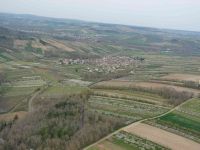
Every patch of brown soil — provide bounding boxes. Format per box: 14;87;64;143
14;40;28;48
46;39;75;52
124;123;200;150
97;140;123;150
0;111;27;122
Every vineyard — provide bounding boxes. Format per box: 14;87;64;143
89;96;169;121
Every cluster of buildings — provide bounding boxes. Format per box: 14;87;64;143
58;56;145;73
58;58;85;65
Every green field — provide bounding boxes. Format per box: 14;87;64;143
40;85;87;97
147;98;200;143
158;112;200;132
0;87;37;113
178;98;200;116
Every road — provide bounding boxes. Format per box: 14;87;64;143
28;89;41;112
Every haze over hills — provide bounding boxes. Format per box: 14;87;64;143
1;0;200;32
0;12;200;62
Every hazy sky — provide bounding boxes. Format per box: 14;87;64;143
0;0;200;31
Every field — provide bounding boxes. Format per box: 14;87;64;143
89;95;169;121
38;85;87;98
146;98;200;143
89;131;169;150
86;73;200;149
44;39;76;52
123;123;200;150
177;98;200;116
0;87;38;113
92;89;170;106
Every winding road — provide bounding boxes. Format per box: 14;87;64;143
28;89;41;112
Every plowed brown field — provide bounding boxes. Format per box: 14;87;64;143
124;123;200;150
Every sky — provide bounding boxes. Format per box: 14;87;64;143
0;0;200;32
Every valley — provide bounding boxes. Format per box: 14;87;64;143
0;13;200;150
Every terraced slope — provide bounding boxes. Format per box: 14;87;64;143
92;89;172;107
89;96;169;122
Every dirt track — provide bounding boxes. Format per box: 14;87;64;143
124;123;200;150
28;85;49;112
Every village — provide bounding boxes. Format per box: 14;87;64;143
58;56;145;73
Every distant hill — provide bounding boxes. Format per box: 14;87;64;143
0;12;200;60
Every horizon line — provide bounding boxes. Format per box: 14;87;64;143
0;11;200;33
